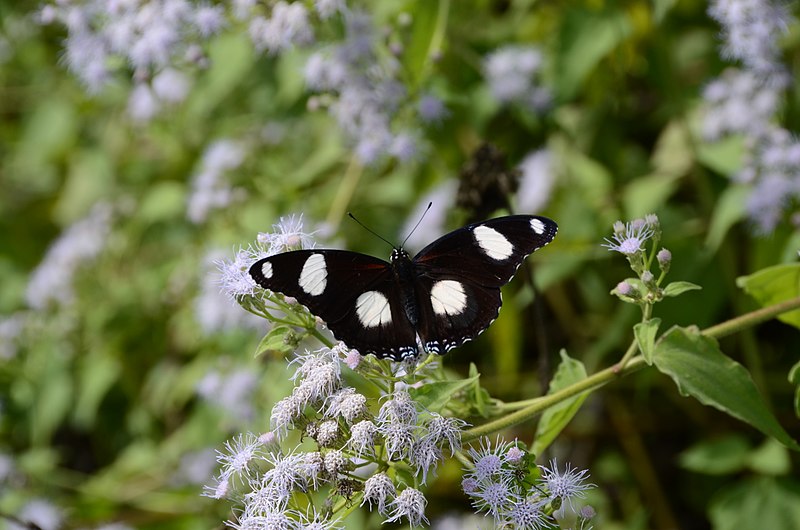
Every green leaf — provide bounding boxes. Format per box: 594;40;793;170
255;325;296;357
737;263;800;329
532;350;589;455
789;361;800;419
622;173;680;219
662;281;702;297
678;435;751;475
408;373;479;413
653;326;800;450
709;477;800;530
696;134;745;176
634;318;661;365
555;9;632;100
402;0;440;87
705;186;748;252
748;439;791;475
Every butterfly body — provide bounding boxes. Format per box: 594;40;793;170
250;215;557;361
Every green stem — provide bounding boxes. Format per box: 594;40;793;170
326;155;363;232
462;296;800;443
702;295;800;339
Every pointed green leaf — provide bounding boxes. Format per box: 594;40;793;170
532;350;589;455
634;318;661;365
678;435;751;475
662;281;702;297
408;373;479;413
255;325;295;357
653;326;800;450
737;263;800;329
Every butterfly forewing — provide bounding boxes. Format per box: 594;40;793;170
249;250;418;361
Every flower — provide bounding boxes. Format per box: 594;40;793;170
362;472;396;514
602;219;654;255
187;139;247;224
26;202;113;310
516;149;555;214
539;458;595;511
385;487;429;527
484;45;551;111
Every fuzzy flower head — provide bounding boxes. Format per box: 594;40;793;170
257;214;317;254
484;45;552;111
385;487;429;527
362;472;396;515
539;458;595;511
602;219;654;256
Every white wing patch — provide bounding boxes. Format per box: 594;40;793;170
356;290;392;328
430;280;467;316
298;253;327;296
261;261;274;279
530;218;546;235
473;225;514;260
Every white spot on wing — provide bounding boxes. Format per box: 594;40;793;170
299;253;327;296
430;280;467;316
261;261;273;279
356;290;392;328
530;218;546;235
474;225;514;260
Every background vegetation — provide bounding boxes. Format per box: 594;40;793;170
0;0;798;528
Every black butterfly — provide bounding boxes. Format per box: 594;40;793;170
249;215;557;361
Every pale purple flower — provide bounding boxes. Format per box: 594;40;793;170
422;413;466;455
539;458;595;510
270;394;303;438
257;214;318;253
505;445;525;464
215;246;264;300
127;82;161;122
303;452;325;489
385;487;428;527
348;420;377;457
378;388;418;425
410;438;443;484
314;0;346;20
14;499;63;530
701;68;784;140
484;45;551;111
202;473;230;499
262;449;309;499
418;94;449;124
193;3;225;37
323;449;348;476
151;67;191;102
504;498;552;530
196;250;264;333
214;432;264;482
465;437;513;482
249;2;314;53
516;149;555;214
380;421;416;461
708;0;792;74
26;202;113;310
316;419;340;447
616;281;636;298
469;477;519;518
324;387;367;423
0;313;25;360
657;248;672;268
362;472;396;514
602;220;654;255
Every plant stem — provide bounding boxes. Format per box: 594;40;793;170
462;295;800;443
702;295;800;339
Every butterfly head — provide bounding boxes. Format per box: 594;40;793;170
390;247;411;263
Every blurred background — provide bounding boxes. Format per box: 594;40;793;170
1;0;799;528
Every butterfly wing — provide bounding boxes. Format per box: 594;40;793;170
411;215;557;353
249;250;418;361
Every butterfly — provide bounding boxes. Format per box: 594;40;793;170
249;215;557;361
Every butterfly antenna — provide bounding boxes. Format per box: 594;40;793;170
347;212;395;249
401;202;433;248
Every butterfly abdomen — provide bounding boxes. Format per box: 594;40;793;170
391;249;420;327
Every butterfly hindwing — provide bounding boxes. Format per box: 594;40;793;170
249;250;418;360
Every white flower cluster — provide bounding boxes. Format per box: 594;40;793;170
187;139;247;224
39;0;223;120
206;345;468;528
26;202;113;310
483;45;551;111
705;0;799;233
